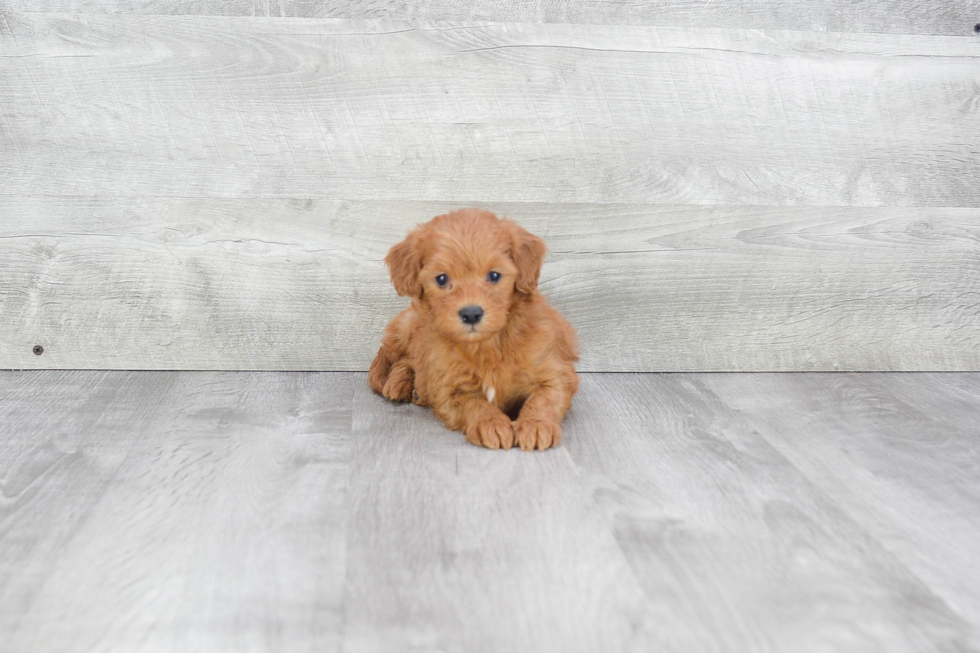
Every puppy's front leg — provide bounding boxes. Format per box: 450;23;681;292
434;393;515;450
514;383;574;451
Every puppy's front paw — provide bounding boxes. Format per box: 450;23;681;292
514;419;562;451
465;414;515;450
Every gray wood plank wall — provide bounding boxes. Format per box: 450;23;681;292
2;7;979;371
6;1;980;36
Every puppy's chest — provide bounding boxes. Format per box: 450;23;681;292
423;353;531;406
468;365;533;410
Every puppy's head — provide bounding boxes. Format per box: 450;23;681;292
385;208;546;342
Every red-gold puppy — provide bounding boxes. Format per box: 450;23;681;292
369;208;579;451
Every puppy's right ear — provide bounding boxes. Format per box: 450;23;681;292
385;233;423;297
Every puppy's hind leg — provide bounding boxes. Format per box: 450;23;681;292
370;307;418;398
369;345;397;394
382;359;415;402
370;346;415;402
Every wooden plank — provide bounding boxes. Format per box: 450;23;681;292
564;373;979;650
2;14;978;206
342;379;650;652
0;370;353;652
2;197;978;371
0;369;173;648
339;372;980;650
3;1;978;36
701;372;980;623
2;370;979;650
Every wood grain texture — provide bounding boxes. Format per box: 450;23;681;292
3;12;979;372
4;1;979;36
344;378;649;652
3;370;979;651
3;197;979;371
564;373;980;650
2;13;979;206
0;370;353;652
702;372;980;623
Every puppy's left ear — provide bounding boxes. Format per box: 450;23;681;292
507;221;547;294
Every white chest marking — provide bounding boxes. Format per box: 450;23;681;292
484;385;496;403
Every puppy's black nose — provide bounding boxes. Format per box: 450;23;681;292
458;305;484;325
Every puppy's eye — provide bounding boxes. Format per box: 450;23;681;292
435;274;449;287
487;271;502;283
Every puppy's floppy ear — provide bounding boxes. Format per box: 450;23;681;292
385;231;424;297
507;220;547;294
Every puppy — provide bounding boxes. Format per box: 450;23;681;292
369;209;579;451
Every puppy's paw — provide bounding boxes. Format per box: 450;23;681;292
382;371;414;403
514;419;562;451
465;414;515;450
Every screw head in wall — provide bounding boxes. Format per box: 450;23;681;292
33;345;44;355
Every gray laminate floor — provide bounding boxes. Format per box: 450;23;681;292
1;371;978;652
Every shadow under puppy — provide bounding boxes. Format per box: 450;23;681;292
369;209;579;451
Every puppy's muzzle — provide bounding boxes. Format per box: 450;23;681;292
458;305;484;325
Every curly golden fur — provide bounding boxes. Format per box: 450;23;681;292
369;209;579;450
